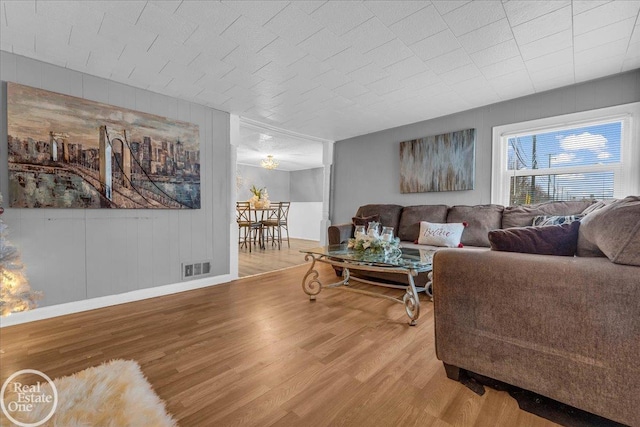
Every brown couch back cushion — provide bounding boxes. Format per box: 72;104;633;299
355;204;403;234
502;200;594;229
577;196;640;266
397;205;448;241
447;204;504;247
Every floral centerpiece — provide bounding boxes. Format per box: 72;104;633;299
348;222;401;259
249;185;270;208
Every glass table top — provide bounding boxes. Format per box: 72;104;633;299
302;244;435;270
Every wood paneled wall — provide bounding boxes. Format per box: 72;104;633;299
0;52;231;308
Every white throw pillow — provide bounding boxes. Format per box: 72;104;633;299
418;222;465;247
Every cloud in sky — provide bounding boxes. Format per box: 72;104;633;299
560;132;606;152
597;152;612;159
552;153;576;164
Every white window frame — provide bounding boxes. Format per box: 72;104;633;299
491;102;640;205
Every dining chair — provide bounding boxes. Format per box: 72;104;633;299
262;202;290;249
236;201;261;252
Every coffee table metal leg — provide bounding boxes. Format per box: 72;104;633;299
403;272;421;326
302;254;323;300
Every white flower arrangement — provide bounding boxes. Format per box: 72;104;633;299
348;226;401;259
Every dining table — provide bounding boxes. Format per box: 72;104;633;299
250;206;278;249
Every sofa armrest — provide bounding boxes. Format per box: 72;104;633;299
433;248;640;425
328;223;353;245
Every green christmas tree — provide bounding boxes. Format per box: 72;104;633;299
0;192;42;316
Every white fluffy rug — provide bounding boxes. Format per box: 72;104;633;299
2;359;177;426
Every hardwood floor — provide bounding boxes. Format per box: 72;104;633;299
238;237;320;277
0;264;560;427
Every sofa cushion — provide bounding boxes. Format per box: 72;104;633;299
532;214;584;226
398;205;448;241
418;222;465;247
355;204;403;233
502;200;594;229
577;196;640;266
489;222;580;256
447;204;503;247
352;214;380;232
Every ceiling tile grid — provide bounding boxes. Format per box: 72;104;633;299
0;0;639;144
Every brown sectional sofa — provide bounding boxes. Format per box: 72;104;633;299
329;198;640;425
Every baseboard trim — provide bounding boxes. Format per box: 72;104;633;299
0;274;233;327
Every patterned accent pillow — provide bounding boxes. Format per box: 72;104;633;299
418;222;465;247
532;214;584;226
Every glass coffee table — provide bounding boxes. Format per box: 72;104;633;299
301;244;433;325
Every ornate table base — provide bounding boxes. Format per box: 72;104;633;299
301;253;427;325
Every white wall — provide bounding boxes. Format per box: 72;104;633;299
0;52;231;309
288;202;323;241
331;70;640;224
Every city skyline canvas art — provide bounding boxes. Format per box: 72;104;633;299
7;82;200;209
399;129;475;193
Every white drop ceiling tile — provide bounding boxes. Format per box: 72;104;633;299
295;1;328;15
69;25;125;58
440;63;483;84
174;1;239;30
297;29;350;62
352;90;384;107
363;1;429;26
185;31;238;61
221;16;278;53
622;55;640;72
284;75;322;94
218;68;265;90
401;70;444;89
99;13;157;51
457;18;513;54
35;1;103;33
575;57;625;82
1;25;34;53
343;17;396;54
347;63;389;86
574;1;640;36
135;2;198;43
470;39;520;68
572;1;612;15
383;56;429;81
257;37;306;67
410;29;460;62
129;68;173;88
577;18;636;54
512;5;571;45
488;68;531;87
222;46;270;74
147;35;203;66
525;47;573;73
364;38;414;68
198;72;236;94
325;48;373;75
503;0;570;27
527;61;573;82
149;0;181;14
426;48;473;75
493;80;535;100
631;24;640;45
332;81;370;98
313;69;354;90
253;61;297;85
164;78;204;98
287;54;333;80
159;60;205;83
264;4;324;45
574;40;628;69
442;1;505;36
222;0;289;26
480;56;526;80
389;5;448;46
432;1;471;15
311;1;374;36
3;0;35;22
530;72;575;92
189;55;235;80
196;89;230;107
519;29;572;61
365;75;407;95
33;19;71;50
224;85;256;101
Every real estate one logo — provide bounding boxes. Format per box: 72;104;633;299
1;369;58;427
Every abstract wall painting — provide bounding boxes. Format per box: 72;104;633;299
7;82;201;209
399;129;476;193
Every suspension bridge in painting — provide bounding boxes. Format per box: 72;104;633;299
45;126;198;209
